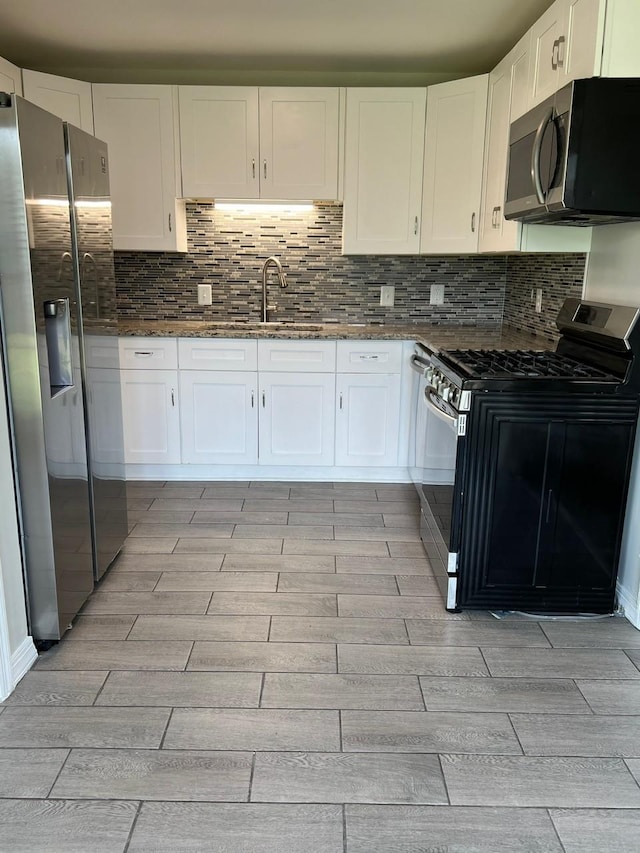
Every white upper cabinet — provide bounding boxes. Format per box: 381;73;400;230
529;0;568;106
22;70;93;133
179;86;340;200
479;51;516;253
259;88;340;200
479;36;591;254
343;88;426;255
420;75;488;255
92;84;187;252
179;86;259;199
527;0;640;106
0;56;22;96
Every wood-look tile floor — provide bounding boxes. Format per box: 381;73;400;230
2;480;640;851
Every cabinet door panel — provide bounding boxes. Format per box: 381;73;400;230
479;60;517;251
259;373;335;466
562;0;605;82
484;418;551;589
259;88;339;199
529;2;563;107
421;75;488;254
92;84;185;251
0;56;22;95
542;420;634;590
22;70;93;133
179;86;259;198
120;369;180;464
336;374;400;467
180;370;258;465
343;89;425;254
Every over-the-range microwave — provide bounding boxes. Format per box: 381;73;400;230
504;77;640;226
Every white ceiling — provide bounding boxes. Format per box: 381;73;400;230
0;0;555;85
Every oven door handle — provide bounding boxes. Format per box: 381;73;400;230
424;386;458;429
410;353;430;374
531;107;554;205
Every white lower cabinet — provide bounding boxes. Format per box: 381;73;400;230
180;370;258;465
120;369;180;464
258;372;336;466
335;373;401;467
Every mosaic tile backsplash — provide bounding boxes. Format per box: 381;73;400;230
114;202;507;325
503;254;586;341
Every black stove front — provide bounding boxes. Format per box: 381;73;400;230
418;297;640;615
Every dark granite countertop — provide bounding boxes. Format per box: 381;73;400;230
116;319;555;353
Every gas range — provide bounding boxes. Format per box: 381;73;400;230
422;298;640;411
413;297;640;616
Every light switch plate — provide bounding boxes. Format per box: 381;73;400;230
198;284;212;306
380;285;395;307
430;284;444;305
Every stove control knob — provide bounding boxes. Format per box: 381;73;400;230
449;387;459;406
442;384;454;403
425;367;435;384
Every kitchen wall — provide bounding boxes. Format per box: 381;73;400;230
115;202;507;325
503;253;586;340
0;354;35;700
584;222;640;629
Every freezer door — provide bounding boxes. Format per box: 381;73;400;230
65;123;128;579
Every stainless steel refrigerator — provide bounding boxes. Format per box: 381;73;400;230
0;95;127;642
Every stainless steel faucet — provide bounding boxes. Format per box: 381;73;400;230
261;256;288;323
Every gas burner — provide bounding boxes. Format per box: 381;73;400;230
440;349;619;381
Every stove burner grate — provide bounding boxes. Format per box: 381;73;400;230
441;349;619;381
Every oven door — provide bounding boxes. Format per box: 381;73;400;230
418;385;463;611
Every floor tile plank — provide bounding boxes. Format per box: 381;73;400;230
261;673;424;710
270;616;408;645
0;799;139;853
0;707;170;748
164;708;341;751
342;710;522;755
51;749;253;801
420;676;591;713
127;802;344;853
339;644;489;676
549;808;640;853
0;750;69;797
188;641;337;672
345;805;563;853
441;754;640;807
127;615;270;642
95;670;262;707
251;752;447;804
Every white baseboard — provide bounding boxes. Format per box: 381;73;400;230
123;463;413;483
10;636;37;687
616;580;640;629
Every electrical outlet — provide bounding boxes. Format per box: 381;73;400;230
535;288;543;313
198;284;212;306
430;284;445;305
380;285;395;307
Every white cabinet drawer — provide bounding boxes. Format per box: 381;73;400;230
85;335;121;370
178;338;258;371
119;338;178;370
258;340;336;373
336;341;403;373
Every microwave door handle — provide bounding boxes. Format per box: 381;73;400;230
531;107;554;205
